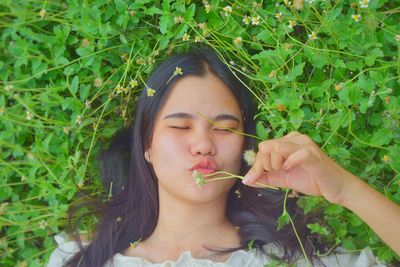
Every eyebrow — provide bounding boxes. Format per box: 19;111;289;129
163;112;241;123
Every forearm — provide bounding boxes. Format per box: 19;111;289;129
342;175;400;255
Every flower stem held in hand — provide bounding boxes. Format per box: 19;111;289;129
192;170;279;190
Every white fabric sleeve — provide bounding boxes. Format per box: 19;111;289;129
295;247;387;267
46;233;87;267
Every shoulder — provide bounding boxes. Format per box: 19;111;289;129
315;247;387;267
236;244;387;267
294;246;387;267
46;233;89;267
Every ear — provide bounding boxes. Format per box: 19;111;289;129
144;150;151;163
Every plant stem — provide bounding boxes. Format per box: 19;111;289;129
204;171;280;190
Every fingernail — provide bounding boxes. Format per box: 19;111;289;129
242;172;255;185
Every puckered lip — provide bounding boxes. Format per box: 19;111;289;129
190;158;218;174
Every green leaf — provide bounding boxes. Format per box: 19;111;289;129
70;76;79;96
342;239;357;251
159;14;172;34
119;33;128;44
145;7;163;15
114;0;126;13
42;133;53;152
79;84;91;101
286;62;305;82
277;212;290;230
256;121;269;140
297;197;323;214
184;3;196;21
325;204;345;215
289;109;304;130
307;223;329;235
369;128;393;146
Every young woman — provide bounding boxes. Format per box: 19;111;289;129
47;48;399;266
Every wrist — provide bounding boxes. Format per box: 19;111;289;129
338;173;367;210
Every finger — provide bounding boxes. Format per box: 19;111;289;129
283;147;320;170
261;151;272;172
244;140;300;184
243;170;288;189
281;131;301;140
243;152;265;185
270;151;284;171
258;140;302;160
282;132;315;146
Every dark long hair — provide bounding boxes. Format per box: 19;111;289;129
65;47;327;266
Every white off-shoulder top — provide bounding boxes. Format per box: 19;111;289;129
46;233;386;267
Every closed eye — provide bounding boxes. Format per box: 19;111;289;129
170;126;190;130
214;128;234;132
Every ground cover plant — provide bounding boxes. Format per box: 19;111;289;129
0;0;399;266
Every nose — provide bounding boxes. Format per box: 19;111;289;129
190;128;216;156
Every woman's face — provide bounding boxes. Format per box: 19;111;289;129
146;74;245;204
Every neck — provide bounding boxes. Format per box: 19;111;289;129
143;188;240;260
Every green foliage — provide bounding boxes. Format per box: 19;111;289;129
0;0;399;266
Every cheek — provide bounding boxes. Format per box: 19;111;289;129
218;136;244;169
151;131;186;162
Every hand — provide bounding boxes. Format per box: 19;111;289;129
242;131;359;205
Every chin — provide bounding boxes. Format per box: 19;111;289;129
182;180;235;203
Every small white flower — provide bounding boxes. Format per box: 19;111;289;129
146;88;156;97
0;202;9;214
229;60;235;65
136;58;146;65
383;155;391;163
5;84;13;92
115;84;123;94
174;16;184;24
85;100;91;109
243;149;257;166
305;0;315;3
39;9;46;19
284;0;292;6
351;14;361;22
308;31;318;40
275;12;283;22
182;33;190;41
395;34;400;42
235;188;241;198
198;22;207;30
76;115;82;125
242;15;250;25
233;36;242;46
205;4;211;13
192;170;206;187
203;0;211;13
194;36;202;43
251;15;260;25
39;220;48;229
223;5;232;16
288;20;297;29
93;78;103;88
252;2;261;9
82;38;90;47
27;152;34;160
173;66;183;76
26;110;33;120
129;79;138;88
359;0;370;8
63;127;70;134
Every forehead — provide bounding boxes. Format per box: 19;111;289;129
159;74;242;120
